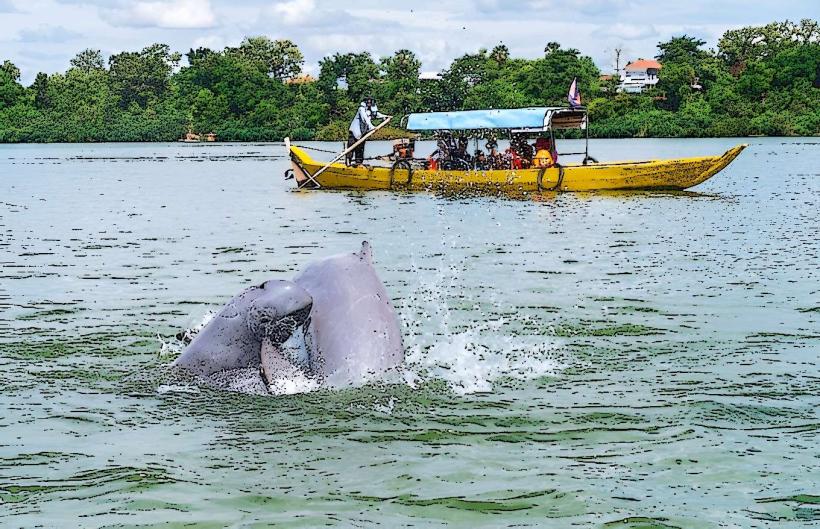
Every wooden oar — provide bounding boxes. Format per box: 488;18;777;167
298;116;392;189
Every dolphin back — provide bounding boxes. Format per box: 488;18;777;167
294;242;404;385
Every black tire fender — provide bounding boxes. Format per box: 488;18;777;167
389;160;413;187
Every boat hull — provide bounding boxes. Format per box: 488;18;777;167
289;144;747;193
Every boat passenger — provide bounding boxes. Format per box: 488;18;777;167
455;136;472;166
532;137;556;168
518;136;534;168
507;135;532;169
428;131;455;170
474;150;489;170
505;148;522;170
347;96;388;166
486;140;503;169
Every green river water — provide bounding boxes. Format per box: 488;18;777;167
0;138;818;528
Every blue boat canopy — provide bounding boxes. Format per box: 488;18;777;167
405;107;586;131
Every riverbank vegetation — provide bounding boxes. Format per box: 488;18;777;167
1;19;818;142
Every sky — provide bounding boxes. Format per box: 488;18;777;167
1;0;818;84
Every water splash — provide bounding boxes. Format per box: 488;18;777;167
405;323;562;395
156;384;200;395
398;235;564;395
157;310;216;360
266;370;320;396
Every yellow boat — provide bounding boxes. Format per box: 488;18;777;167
286;107;747;194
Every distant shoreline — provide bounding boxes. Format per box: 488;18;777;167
2;20;818;144
1;134;817;145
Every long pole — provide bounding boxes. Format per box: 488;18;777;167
300;116;392;188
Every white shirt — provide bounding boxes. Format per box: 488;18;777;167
349;103;387;139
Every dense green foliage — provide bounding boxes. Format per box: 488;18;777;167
590;21;820;137
1;21;818;142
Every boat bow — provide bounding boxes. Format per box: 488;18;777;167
693;143;748;187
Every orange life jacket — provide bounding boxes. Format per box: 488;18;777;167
533;149;554;168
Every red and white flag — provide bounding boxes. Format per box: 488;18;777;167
567;77;581;108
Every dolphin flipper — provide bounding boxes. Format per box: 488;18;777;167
260;338;307;388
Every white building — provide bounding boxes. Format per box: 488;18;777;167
618;59;662;93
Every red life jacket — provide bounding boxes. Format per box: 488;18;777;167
507;148;523;169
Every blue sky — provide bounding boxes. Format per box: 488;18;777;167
1;0;817;84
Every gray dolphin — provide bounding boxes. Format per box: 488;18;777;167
173;242;404;393
295;241;404;387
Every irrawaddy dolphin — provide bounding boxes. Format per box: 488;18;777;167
172;242;404;393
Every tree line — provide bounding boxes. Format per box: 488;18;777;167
1;19;818;143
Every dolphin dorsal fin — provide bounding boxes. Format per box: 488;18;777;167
359;241;373;263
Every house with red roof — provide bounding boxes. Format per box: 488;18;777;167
618;59;662;93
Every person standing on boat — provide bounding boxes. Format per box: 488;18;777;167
347;97;388;166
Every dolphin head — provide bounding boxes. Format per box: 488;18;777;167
245;280;313;345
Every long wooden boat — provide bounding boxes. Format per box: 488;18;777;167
288;143;746;193
287;107;747;193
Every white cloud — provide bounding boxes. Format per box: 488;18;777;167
4;0;820;84
17;25;82;42
269;0;315;25
193;34;229;50
109;0;217;29
599;22;659;41
0;0;19;13
305;33;377;54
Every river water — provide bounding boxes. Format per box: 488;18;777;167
1;138;818;528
